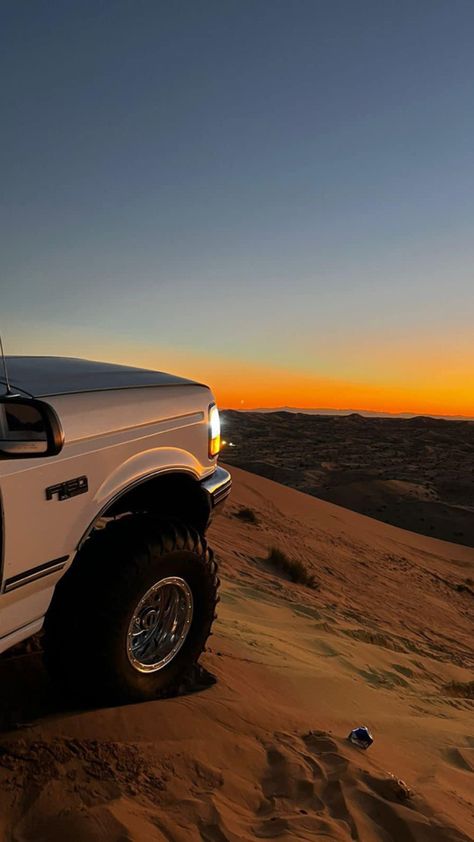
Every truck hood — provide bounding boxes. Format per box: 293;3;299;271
1;356;205;398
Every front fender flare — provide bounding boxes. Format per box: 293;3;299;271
78;447;210;549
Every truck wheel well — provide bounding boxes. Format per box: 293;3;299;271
98;472;211;536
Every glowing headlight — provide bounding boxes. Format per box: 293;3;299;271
208;404;221;458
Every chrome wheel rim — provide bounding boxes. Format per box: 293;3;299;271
127;576;193;673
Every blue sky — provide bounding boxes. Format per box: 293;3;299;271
1;1;474;413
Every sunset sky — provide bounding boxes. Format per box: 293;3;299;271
2;1;474;416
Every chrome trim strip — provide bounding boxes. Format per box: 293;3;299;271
213;483;232;505
201;466;232;507
4;555;69;593
66;410;205;447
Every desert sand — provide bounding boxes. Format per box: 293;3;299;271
0;464;473;841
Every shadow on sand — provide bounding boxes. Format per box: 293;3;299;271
0;641;216;733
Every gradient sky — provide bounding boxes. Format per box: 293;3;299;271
2;1;474;415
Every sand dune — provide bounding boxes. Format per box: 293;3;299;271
0;465;473;840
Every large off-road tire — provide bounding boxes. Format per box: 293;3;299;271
43;516;219;703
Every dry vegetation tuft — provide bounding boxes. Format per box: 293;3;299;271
266;546;318;589
443;680;474;699
235;506;259;525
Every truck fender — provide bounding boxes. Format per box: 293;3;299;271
78;447;208;548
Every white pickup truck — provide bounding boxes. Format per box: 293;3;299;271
0;356;231;702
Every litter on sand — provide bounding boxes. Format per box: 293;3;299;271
348;726;374;749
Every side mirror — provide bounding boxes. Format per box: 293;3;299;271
0;396;64;458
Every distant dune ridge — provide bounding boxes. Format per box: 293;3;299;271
0;466;473;840
221;410;474;547
244;407;474;421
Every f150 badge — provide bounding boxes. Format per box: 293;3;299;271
46;476;88;501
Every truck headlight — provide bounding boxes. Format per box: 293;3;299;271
208;404;221;458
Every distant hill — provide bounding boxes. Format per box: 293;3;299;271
231;406;473;421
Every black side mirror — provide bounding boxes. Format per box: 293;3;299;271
0;396;64;458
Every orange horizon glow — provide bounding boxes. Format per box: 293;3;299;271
9;331;474;419
93;340;473;418
104;346;474;418
214;370;474;418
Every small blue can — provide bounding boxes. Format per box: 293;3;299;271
348;726;374;749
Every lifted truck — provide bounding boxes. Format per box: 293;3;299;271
0;356;231;702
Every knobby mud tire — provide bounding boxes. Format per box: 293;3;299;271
43;516;219;703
